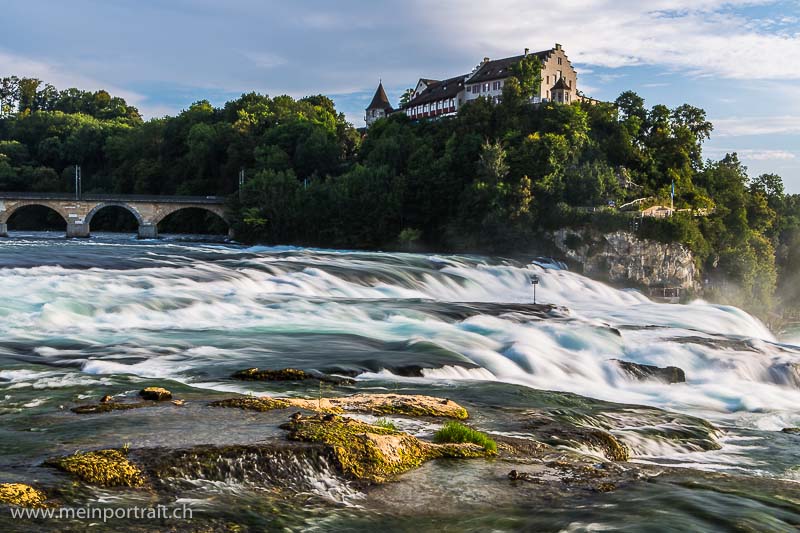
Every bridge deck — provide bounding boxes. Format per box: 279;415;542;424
0;192;225;204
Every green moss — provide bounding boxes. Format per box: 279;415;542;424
231;368;310;381
286;415;432;483
0;483;47;508
139;387;172;401
433;421;497;454
209;397;292;412
47;449;145;487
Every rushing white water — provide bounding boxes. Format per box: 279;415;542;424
1;239;798;434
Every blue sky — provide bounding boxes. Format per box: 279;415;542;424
2;0;799;191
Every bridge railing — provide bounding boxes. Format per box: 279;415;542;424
0;192;226;204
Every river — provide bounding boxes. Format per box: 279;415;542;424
1;232;799;531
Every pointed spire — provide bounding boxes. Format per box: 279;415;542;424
367;81;393;111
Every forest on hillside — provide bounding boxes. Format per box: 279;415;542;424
0;72;798;319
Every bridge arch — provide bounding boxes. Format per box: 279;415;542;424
84;202;145;227
152;205;231;238
0;202;70;233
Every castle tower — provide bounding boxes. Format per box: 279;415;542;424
550;76;572;104
365;81;394;127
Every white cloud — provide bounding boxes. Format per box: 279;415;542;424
241;51;287;69
712;116;800;137
409;0;800;81
0;49;177;118
705;146;796;160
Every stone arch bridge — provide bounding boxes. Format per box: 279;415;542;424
0;193;231;239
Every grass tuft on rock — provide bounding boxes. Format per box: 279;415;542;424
0;483;47;508
46;449;145;487
374;418;398;431
434;421;497;454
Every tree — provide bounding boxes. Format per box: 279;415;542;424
399;88;415;108
749;173;784;205
509;55;543;100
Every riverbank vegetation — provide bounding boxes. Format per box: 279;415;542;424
0;75;798;318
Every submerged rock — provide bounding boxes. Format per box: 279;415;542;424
232;367;310;381
283;414;487;483
231;367;354;384
0;483;47;508
209;397;292;411
139;387;173;401
210;393;469;419
613;359;686;384
46;449;145;487
526;415;631;462
71;401;152;414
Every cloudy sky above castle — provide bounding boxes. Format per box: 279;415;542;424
2;0;799;190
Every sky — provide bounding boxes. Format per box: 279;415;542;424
2;0;799;191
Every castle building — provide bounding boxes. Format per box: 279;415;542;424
366;44;588;126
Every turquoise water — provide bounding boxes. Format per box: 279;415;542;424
1;233;799;532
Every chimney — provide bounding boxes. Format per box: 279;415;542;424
483;56;490;64
555;43;562;50
524;47;529;56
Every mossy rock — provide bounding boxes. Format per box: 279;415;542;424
46;449;145;487
71;401;152;414
209;397;292;412
287;394;469;419
284;415;487;483
211;393;468;419
231;368;310;381
0;483;47;508
782;428;800;435
139;387;172;401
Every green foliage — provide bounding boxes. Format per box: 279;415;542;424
433;421;498;453
1;74;794;317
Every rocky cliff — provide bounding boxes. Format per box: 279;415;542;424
550;229;698;291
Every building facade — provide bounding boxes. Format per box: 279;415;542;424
366;44;587;126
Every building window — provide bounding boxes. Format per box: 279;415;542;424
558;57;562;65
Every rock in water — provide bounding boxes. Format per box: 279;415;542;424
139;387;173;401
45;449;145;487
210;393;470;419
231;368;310;381
612;360;686;384
284;414;488;483
0;483;47;508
